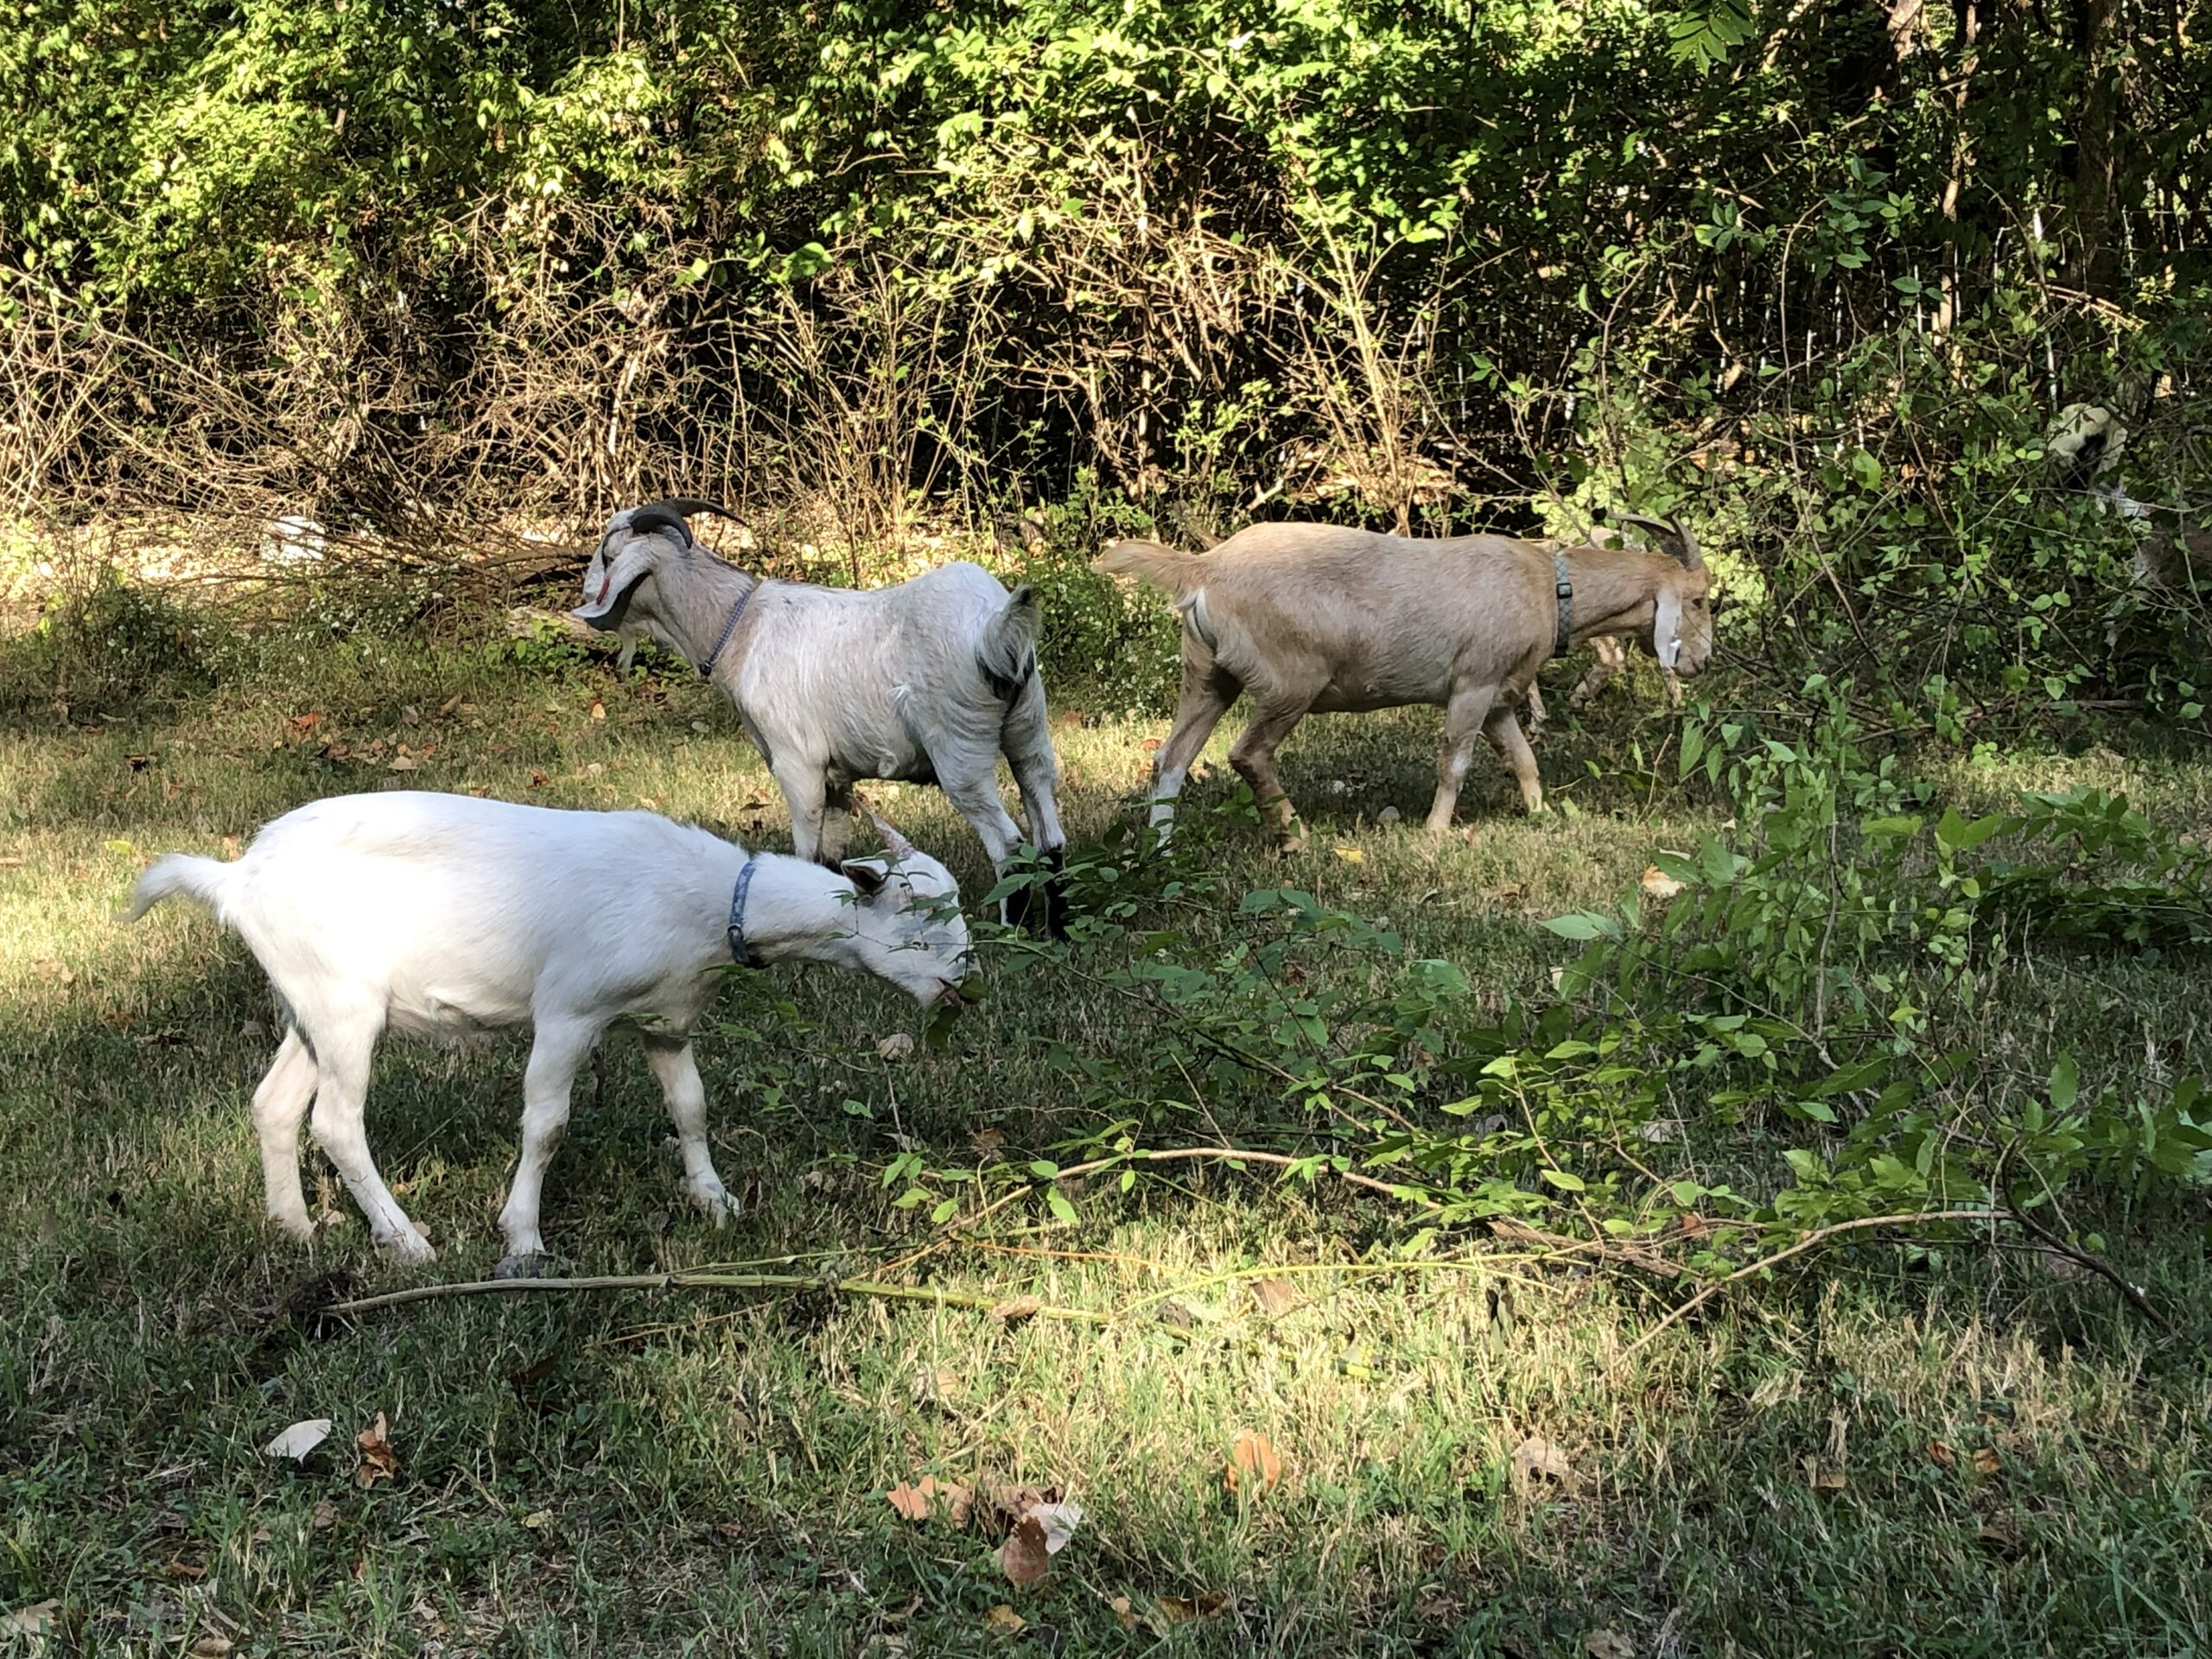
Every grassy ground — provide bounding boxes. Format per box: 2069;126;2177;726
3;612;2209;1656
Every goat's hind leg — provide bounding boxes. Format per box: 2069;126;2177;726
302;1009;432;1262
1228;699;1313;850
251;1026;319;1242
1147;650;1241;845
1001;687;1071;935
642;1037;734;1224
495;1018;600;1277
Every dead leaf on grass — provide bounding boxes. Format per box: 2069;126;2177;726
289;711;324;736
1109;1596;1138;1630
188;1637;233;1656
997;1515;1051;1586
1158;1592;1229;1623
264;1419;332;1462
887;1475;971;1527
876;1032;915;1062
970;1128;1006;1157
308;1500;338;1532
588;698;607;721
1640;865;1687;901
1973;1446;2000;1475
1801;1456;1847;1492
1224;1430;1282;1495
1928;1440;1956;1469
910;1367;959;1408
353;1413;398;1489
983;1605;1027;1636
1250;1275;1299;1314
521;1510;553;1530
989;1295;1043;1325
1585;1630;1635;1659
3;1601;59;1637
1510;1435;1577;1494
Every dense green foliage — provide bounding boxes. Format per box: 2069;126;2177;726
6;0;2209;729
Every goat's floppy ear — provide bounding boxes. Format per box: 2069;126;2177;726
841;857;893;899
1652;589;1684;670
866;810;918;861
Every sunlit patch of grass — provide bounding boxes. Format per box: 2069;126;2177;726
2;625;2208;1653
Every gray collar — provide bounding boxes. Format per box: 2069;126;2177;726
725;855;761;967
1552;552;1573;658
701;585;756;677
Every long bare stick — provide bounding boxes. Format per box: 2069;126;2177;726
320;1268;1105;1323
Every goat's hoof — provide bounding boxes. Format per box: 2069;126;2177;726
493;1252;546;1281
688;1183;736;1226
377;1230;435;1265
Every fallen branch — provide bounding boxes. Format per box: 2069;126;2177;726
1613;1209;2007;1369
2002;1193;2173;1335
933;1143;1441;1243
320;1268;1106;1324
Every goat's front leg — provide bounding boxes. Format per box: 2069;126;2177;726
642;1037;734;1224
495;1020;600;1277
817;781;855;867
1427;683;1499;834
1484;704;1544;815
773;763;831;866
251;1027;320;1241
1568;636;1627;710
304;1012;431;1262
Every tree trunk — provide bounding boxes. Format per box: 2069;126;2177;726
2069;0;2124;296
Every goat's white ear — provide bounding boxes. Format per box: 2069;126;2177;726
1653;590;1683;670
841;858;893;899
573;539;653;628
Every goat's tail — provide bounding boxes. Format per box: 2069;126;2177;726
124;853;239;924
1091;538;1206;600
976;584;1041;702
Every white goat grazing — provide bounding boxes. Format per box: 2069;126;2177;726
127;791;973;1276
572;500;1068;931
1095;512;1713;844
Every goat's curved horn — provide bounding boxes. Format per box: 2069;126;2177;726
1612;510;1704;573
626;505;697;545
650;498;741;524
624;499;741;548
867;810;917;861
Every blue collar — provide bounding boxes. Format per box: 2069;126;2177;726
726;855;761;967
700;584;756;676
1552;551;1574;658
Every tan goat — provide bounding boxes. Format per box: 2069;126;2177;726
1094;514;1712;845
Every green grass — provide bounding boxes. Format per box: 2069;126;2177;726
3;619;2209;1656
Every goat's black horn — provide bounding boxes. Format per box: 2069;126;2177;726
624;499;741;547
1613;510;1704;572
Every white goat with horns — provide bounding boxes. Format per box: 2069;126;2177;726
573;499;1069;932
1095;511;1713;845
127;791;973;1277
